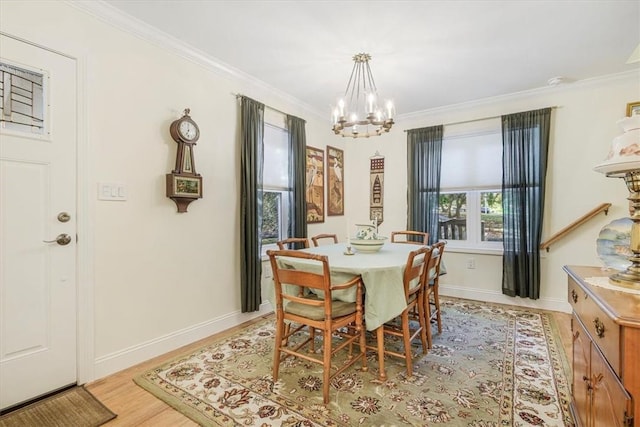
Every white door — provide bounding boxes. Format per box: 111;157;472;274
0;34;77;410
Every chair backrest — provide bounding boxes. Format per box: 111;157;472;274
267;249;333;311
432;241;445;271
403;245;433;300
311;233;338;247
276;237;309;250
391;230;429;245
426;241;446;283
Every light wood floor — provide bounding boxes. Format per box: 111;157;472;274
86;311;573;426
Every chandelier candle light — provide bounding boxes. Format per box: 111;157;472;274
332;53;395;138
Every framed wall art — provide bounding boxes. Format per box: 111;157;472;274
326;145;344;216
305;146;325;223
627;101;640;117
370;152;384;224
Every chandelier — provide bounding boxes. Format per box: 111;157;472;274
331;53;395;138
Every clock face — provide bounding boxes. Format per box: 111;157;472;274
179;120;198;142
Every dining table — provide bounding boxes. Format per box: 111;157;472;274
267;240;444;380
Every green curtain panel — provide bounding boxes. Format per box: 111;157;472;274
286;115;307;242
407;125;444;244
501;107;551;299
240;96;265;312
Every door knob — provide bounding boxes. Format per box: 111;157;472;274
43;234;72;245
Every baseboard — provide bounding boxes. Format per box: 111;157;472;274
440;284;572;313
91;288;569;381
92;302;273;380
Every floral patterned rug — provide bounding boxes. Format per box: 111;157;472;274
134;298;574;426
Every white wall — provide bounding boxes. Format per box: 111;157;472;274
344;72;640;312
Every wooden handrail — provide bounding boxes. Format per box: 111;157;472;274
540;203;611;251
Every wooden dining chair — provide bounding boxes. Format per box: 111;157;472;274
424;241;446;348
390;230;429;245
274;237;309;346
267;249;367;404
276;237;309;250
311;233;338;247
370;245;431;379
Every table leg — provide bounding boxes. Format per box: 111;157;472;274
376;326;387;381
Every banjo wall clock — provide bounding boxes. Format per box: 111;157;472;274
166;108;203;212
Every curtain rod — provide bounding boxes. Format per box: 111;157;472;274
404;106;559;131
232;92;289;117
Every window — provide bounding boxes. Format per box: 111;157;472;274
261;116;290;255
438;190;503;243
438;119;503;251
0;62;46;135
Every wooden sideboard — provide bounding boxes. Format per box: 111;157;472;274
564;266;639;427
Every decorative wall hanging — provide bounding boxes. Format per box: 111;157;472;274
326;145;344;216
370;151;384;224
166;108;202;213
305;146;325;223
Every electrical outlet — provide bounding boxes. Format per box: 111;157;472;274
466;258;476;269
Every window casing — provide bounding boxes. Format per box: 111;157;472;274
438;120;503;252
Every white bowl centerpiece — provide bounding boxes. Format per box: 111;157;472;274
350;224;387;253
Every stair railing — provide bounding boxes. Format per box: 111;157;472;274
540;203;612;251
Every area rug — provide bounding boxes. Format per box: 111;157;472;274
0;386;116;427
134;298;574;426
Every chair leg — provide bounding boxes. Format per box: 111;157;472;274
309;326;316;353
425;294;434;349
434;288;442;333
401;313;413;377
282;322;290;346
417;295;428;354
322;329;332;404
273;318;283;381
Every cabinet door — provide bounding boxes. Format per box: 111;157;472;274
590;344;632;427
573;315;592;427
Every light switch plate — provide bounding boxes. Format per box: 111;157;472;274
98;182;127;201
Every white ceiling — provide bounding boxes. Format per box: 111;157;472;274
99;0;640;118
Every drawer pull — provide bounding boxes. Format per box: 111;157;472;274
571;289;578;304
593;317;605;338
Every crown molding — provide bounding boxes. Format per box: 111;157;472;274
66;0;324;120
398;69;640;121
